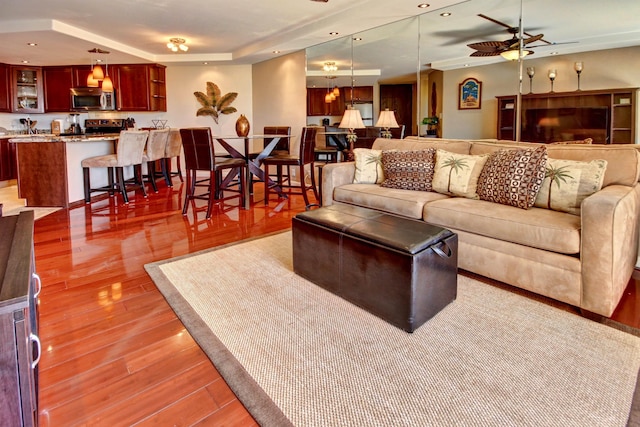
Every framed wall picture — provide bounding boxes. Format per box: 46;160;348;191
458;78;482;110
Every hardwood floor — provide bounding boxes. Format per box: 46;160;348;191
31;178;639;426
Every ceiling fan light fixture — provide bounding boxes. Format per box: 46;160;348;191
500;48;531;61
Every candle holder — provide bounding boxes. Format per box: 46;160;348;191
526;67;535;93
548;69;557;93
574;61;583;91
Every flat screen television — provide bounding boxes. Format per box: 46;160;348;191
522;107;609;144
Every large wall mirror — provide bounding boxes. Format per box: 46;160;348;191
306;0;639;142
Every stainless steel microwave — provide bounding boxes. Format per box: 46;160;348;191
70;87;117;111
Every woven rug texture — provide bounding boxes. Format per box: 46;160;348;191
145;231;640;427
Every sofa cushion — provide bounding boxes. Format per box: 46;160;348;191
333;183;449;219
353;148;384;184
477;145;547;209
380;149;436;192
373;137;471;154
534;158;607;215
432;150;488;199
423;197;581;254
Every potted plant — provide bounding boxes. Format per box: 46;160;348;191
422;116;439;136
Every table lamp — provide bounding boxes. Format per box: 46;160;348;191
339;106;366;160
375;109;399;138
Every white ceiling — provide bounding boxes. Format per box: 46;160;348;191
1;0;639;76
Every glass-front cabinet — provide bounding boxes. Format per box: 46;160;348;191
11;66;44;113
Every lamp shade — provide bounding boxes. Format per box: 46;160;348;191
101;75;114;92
86;72;99;87
375;109;399;128
92;64;104;81
339;107;366;129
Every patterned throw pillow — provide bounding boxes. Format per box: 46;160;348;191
477;145;548;209
353;148;384;184
432;150;489;199
534;158;607;215
380;149;436;191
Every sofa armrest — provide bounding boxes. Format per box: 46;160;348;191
580;184;640;316
321;162;355;206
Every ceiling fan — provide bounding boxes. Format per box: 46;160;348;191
467;14;549;59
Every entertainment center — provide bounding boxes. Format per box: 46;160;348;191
496;88;637;144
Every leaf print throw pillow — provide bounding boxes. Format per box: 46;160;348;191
533;158;607;215
353;148;384;184
432;149;489;199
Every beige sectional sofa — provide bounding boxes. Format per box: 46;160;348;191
320;137;640;317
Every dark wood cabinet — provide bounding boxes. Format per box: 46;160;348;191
43;66;74;112
344;86;373;103
11;66;44;114
0;211;40;427
0;63;11;112
113;64;166;112
0;137;17;181
496;88;637;144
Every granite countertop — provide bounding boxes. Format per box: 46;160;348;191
8;134;120;143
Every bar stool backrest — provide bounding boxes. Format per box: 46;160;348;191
116;130;149;167
179;128;217;171
166;129;183;157
146;128;170;161
300;127;319;165
264;126;291;152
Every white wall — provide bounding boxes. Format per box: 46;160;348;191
442;46;640;141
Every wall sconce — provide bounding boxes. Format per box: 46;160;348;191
574;62;583;91
526;67;535;93
167;38;189;52
548;69;557;93
375;109;399;138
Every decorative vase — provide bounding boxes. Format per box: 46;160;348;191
235;114;250;137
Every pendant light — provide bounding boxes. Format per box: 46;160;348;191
87;63;99;87
92;62;105;81
101;62;113;92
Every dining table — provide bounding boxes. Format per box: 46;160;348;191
214;134;294;201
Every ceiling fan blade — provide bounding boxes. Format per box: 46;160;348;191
470;50;501;57
527;41;579;49
477;14;513;30
467;40;508;50
523;34;544;45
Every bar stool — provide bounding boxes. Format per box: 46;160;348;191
142;128;170;192
262;127;319;207
179;127;248;219
81;130;149;204
162;129;184;187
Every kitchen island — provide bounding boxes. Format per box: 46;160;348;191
10;135;119;207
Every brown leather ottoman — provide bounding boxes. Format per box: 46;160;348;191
292;204;458;332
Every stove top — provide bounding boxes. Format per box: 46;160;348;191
85;118;126;134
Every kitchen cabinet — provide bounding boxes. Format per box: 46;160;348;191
11;66;44;113
344;86;373;103
113;64;166;112
0;137;17;181
0;63;11;112
496;88;638;144
0;211;40;427
43;66;74;112
307;88;344;116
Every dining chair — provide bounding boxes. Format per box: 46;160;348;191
262;127;319;207
245;126;292;191
162;129;184;186
81;130;149;204
141;128;170;192
179;127;248;219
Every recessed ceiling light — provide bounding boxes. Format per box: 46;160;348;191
353;37;362;41
440;12;451;17
203;62;209;65
273;50;280;54
550;51;559;55
418;3;430;8
21;60;29;64
464;64;470;67
329;32;339;36
27;43;37;46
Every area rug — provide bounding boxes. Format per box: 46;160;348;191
145;231;640;427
